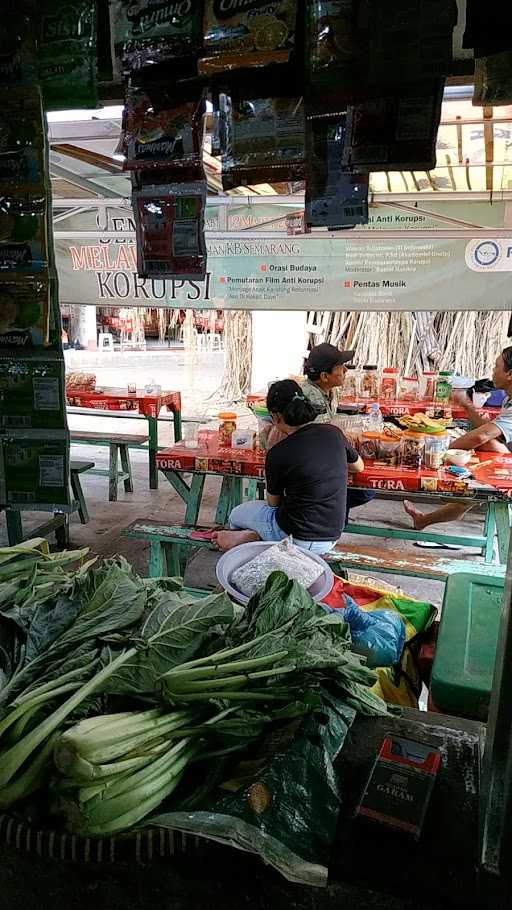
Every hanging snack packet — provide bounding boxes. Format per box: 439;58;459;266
474;52;512;106
0;356;66;430
0;94;45;196
306;0;456;105
38;0;97;110
463;1;512;57
0;8;37;88
366;0;457;85
0;275;51;350
123;79;206;178
342;82;444;173
133;181;207;279
199;0;298;75
111;0;203;72
210;89;225;158
0;196;47;272
305;115;368;228
221;93;306;191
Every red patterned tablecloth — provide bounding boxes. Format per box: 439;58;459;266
157;435;512;499
66;387;182;418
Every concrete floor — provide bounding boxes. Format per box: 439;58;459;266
0;443;491;612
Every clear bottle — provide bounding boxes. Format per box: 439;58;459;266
367;402;383;432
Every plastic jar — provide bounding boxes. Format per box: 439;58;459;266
424;432;448;470
361;365;379;399
380;367;400;400
400;431;425;470
379;435;401;466
435;371;453;403
399;376;419;401
359;431;381;461
419;371;436;401
343;364;360;398
218;412;237;447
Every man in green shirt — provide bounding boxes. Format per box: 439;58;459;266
302;343;376;520
302;343;353;421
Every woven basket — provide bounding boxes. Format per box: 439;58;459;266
0;813;199;865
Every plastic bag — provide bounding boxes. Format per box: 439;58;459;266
340;594;406;668
150;693;355;886
231;538;324;598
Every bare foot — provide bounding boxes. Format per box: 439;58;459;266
403;500;428;531
212;529;260;551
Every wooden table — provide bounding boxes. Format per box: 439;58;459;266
156;434;511;565
66;387;182;489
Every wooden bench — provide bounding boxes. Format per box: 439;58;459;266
122;520;506;583
70;431;148;501
3;460;94;547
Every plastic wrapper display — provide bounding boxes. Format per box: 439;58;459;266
305;115;368;229
474;52;512;106
123;80;206;178
463;1;512;57
221;94;306;191
0;356;66;430
0;196;47;272
133;181;207;279
111;0;203;71
0;429;70;507
199;0;298;75
0;93;45;196
342;82;444;173
231;538;324;599
0;9;38;88
306;0;456;103
0;275;52;350
38;0;97;110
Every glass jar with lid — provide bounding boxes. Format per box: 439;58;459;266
361;365;379;399
379;435;401;466
218;412;237;448
424;432;448;470
419;371;436;401
399;376;419;401
380;367;400;400
343;364;360;398
400;431;425;470
359;431;381;461
435;371;453;403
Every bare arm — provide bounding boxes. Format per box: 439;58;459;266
267;493;280;507
452;392;487;428
348;455;364;473
449;421;503;451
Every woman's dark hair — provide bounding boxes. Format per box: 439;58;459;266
502;346;512;372
266;379;316;427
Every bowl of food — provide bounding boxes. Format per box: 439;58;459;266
216;539;334;606
444;449;472;467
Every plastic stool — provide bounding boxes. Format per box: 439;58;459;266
98;332;114;352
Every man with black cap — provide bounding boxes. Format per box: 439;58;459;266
302;343;355;422
302;342;376;520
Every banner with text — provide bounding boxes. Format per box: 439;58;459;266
55;201;511;312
